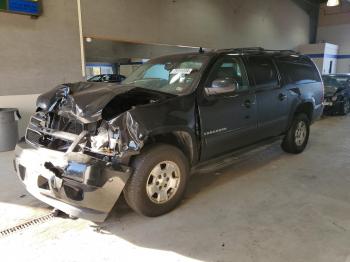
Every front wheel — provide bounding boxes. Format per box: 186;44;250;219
123;144;189;217
281;113;310;154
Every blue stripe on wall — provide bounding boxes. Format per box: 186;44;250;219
337;54;350;59
306;53;350;59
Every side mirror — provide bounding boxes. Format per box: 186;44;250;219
205;78;238;96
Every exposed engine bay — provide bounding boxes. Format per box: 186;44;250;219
27;82;175;164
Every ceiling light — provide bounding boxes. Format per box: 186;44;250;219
85;37;92;43
327;0;340;7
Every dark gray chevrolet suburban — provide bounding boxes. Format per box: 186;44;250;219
14;48;324;221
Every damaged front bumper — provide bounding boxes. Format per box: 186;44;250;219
14;140;132;222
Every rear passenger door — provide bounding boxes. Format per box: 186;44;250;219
246;55;288;138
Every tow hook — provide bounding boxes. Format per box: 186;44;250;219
44;162;63;178
44;162;64;191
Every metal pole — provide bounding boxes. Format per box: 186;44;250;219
77;0;86;78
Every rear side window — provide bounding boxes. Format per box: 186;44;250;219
247;56;278;87
276;56;321;85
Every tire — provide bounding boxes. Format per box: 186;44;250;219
123;144;189;217
340;98;350;115
281;113;310;154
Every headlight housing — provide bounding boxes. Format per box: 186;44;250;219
331;95;338;102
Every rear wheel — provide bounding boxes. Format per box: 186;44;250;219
123;144;189;217
281;113;310;154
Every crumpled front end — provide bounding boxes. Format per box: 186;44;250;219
14;96;156;222
14;83;178;221
14;110;138;221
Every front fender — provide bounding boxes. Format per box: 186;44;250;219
108;93;198;164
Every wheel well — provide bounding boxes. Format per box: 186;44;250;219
294;102;313;121
144;132;195;164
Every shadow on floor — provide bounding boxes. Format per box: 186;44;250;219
94;142;288;261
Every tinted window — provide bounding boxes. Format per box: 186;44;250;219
276;56;321;85
248;56;278;87
206;56;249;92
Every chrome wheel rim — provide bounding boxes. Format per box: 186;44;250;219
295;121;307;146
146;161;181;204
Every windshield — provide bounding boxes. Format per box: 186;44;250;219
123;53;211;95
323;75;350;88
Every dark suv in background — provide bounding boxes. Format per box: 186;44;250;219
322;74;350;115
14;48;324;221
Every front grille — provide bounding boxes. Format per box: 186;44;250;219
26;129;41;145
26;112;98;153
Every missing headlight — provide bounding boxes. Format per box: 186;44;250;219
89;122;120;155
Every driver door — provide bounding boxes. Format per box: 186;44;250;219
198;55;258;160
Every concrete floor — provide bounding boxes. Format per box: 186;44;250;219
1;116;350;262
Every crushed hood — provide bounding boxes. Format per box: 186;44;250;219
36;82;174;123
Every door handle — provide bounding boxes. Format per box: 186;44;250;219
243;99;251;108
278;93;287;101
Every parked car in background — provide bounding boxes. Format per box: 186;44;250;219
88;74;126;83
14;48;323;222
322;74;350;115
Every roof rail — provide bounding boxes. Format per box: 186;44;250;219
227;47;264;53
219;47;299;55
263;49;299;54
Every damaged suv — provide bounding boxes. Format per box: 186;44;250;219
14;48;323;222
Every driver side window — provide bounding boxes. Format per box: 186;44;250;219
205;56;249;95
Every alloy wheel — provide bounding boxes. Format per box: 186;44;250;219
295;121;307;146
146;161;181;204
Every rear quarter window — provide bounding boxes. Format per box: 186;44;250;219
276;56;321;85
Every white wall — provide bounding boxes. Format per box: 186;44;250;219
317;3;350;73
82;0;310;50
85;40;199;63
298;43;327;72
0;0;83;96
318;24;350;73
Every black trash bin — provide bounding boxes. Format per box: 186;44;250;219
0;108;21;152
